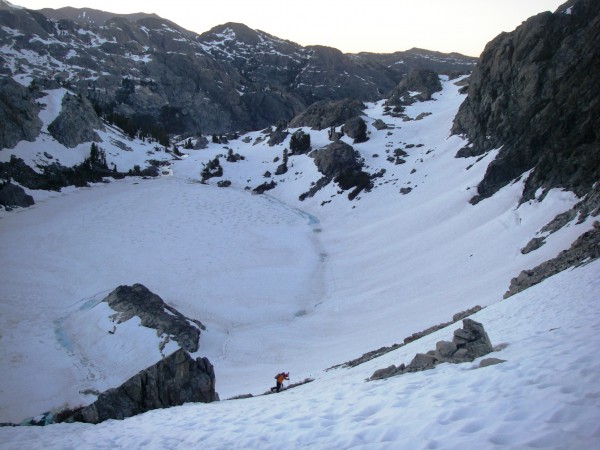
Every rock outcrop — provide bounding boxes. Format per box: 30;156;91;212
452;0;600;204
385;69;442;108
65;349;218;424
342;116;368;143
0;181;34;209
289;99;365;130
369;319;495;380
301;140;372;200
0;77;42;149
103;284;205;353
47;93;104;148
504;221;600;298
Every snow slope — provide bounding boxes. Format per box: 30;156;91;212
1;76;598;448
1;261;598;448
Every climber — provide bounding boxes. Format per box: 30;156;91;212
271;372;289;393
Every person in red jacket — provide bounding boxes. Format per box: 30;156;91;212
271;372;289;393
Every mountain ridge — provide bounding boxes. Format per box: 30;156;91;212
0;3;476;138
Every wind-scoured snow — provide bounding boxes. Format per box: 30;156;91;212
0;76;598;448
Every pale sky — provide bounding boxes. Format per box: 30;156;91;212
11;0;566;56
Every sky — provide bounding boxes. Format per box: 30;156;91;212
11;0;566;56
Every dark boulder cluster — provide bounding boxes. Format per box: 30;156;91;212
64;349;218;424
370;319;496;381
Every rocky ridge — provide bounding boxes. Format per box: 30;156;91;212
0;4;476;141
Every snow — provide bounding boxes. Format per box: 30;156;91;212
0;76;598;448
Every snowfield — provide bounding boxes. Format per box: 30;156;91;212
1;76;598;448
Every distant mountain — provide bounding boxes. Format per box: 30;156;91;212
0;4;476;138
36;6;164;28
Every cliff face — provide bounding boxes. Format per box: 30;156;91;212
452;0;600;203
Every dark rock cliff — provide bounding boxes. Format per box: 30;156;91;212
452;0;600;203
66;349;218;424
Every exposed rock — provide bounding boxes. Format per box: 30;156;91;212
289;99;365;130
385;69;442;108
452;305;483;322
103;284;205;353
193;136;209;149
521;237;546;254
0;77;42;149
311;141;361;178
452;0;600;203
274;162;288;175
65;349;218;424
434;340;458;362
253;180;277;194
405;353;438;372
0;181;34;208
328;305;483;371
541;183;600;234
370;365;400;381
372;119;388;130
267;129;288;147
478;357;506;368
504;221;600;298
342;116;368;143
308;140;372;200
370;319;494;380
454;318;494;360
47;93;104;148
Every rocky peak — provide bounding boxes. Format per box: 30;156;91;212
452;0;600;203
